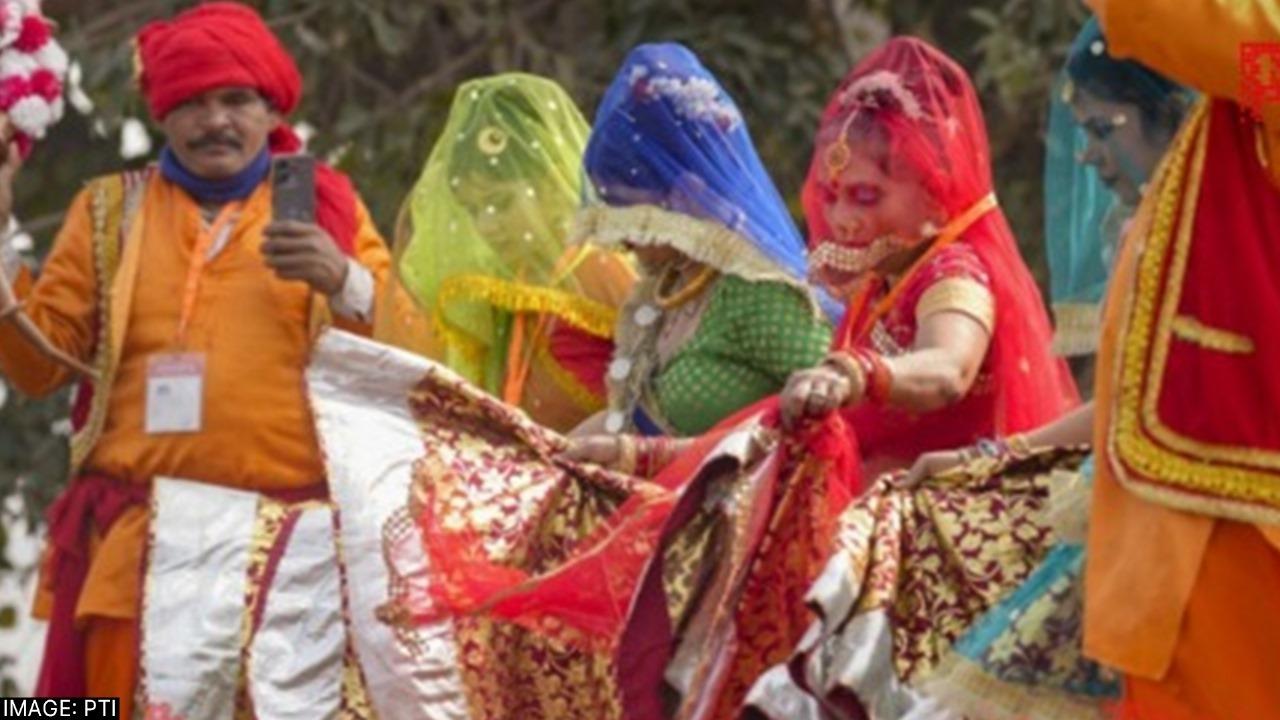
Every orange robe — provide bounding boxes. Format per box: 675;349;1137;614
0;172;390;713
1085;1;1280;716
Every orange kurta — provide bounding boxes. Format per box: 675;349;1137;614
1085;2;1280;716
0;171;390;642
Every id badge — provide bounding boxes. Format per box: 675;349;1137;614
146;353;206;434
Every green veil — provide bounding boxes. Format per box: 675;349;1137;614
391;73;615;392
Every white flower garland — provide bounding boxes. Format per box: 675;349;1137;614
0;0;69;146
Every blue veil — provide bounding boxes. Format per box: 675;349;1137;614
573;42;842;321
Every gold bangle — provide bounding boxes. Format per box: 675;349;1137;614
823;352;866;401
616;435;638;475
1007;433;1034;458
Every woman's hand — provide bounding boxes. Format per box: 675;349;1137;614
561;434;624;468
780;364;860;429
0;117;20;232
896;447;971;488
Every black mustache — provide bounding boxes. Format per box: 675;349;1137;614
189;134;243;150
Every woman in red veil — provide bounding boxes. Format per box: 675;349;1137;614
782;36;1077;468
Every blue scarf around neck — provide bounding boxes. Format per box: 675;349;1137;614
159;145;271;203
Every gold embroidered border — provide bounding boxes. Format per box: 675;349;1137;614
534;341;605;414
437;273;618;339
915;277;995;334
1051;302;1100;357
234;499;290;720
329;509;376;719
433;273;619;372
1110;100;1280;521
70;169;153;475
1170;315;1255;354
571;203;816;307
69;176;124;473
1140;105;1280;471
922;647;1113;720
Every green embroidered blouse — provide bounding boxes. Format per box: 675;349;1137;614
646;275;832;436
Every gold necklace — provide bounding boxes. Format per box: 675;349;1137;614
653;263;718;310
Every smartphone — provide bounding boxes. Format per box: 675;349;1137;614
271;154;316;224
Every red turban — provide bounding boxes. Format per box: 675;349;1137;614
134;2;357;255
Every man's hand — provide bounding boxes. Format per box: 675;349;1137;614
261;220;348;295
895;447;971;488
0;260;18;316
0;135;21;235
0;121;24;316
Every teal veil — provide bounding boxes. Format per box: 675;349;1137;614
1045;17;1193;359
1043;71;1121;358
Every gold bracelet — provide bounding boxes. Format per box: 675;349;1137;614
616;435;638;475
822;351;866;404
1006;433;1034;458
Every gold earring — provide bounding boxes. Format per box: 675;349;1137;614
1060;79;1075;104
825;140;851;181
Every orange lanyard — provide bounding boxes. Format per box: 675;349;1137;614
843;192;998;345
176;203;241;347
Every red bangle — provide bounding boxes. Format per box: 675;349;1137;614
636;437;673;478
854;349;893;405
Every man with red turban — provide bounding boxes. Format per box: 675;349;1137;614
0;3;391;713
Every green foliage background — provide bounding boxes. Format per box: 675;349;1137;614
0;0;1088;647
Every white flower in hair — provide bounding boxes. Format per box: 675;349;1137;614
630;63;742;130
837;69;924;120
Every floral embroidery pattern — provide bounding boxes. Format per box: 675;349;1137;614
972;553;1120;694
390;363;642;718
823;448;1088;684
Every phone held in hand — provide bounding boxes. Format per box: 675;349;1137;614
271;154;316;224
